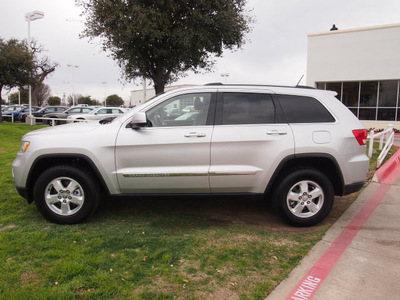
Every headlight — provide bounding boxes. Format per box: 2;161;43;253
20;141;30;153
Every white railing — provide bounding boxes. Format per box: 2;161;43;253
34;117;88;126
2;114;15;122
368;124;395;168
1;114;88;125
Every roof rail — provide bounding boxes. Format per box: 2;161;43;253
203;83;315;89
204;82;223;86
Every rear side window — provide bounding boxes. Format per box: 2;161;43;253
278;95;335;123
221;93;275;125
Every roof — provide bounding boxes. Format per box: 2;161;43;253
308;23;400;37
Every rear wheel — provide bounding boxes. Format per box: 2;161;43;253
33;165;100;224
273;168;334;226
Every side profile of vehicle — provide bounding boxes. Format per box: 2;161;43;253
43;106;95;125
18;107;41;122
19;106;69;123
12;84;369;226
66;107;126;122
2;105;25;121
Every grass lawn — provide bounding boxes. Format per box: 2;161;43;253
0;122;396;299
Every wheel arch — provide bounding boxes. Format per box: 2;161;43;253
26;154;110;203
265;153;345;197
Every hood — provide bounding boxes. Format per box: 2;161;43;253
24;121;102;138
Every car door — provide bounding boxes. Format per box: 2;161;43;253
210;91;294;194
115;91;216;193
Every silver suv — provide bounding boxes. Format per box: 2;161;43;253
12;84;369;226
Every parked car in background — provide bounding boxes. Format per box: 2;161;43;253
18;107;41;123
67;107;126;122
2;105;25;121
43;106;95;125
25;106;69;123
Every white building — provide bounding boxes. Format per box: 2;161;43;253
130;84;196;106
306;23;400;130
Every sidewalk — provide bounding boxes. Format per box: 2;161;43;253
266;149;400;300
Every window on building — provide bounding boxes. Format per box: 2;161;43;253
316;80;400;121
379;80;398;107
378;108;396;121
360;81;378;107
342;82;359;107
359;108;376;120
326;82;342;100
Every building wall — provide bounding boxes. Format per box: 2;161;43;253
307;24;400;85
130;84;196;106
306;23;400;130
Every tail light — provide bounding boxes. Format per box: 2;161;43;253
353;129;368;145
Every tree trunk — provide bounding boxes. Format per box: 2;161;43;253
0;84;3;123
153;78;165;95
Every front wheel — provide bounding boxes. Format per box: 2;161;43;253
273;168;334;226
33;165;100;224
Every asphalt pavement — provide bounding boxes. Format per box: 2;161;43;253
266;146;400;300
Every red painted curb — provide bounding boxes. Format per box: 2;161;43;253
374;145;400;184
286;183;391;300
286;147;400;299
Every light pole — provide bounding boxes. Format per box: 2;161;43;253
67;64;79;106
102;81;107;106
25;10;44;124
221;73;230;82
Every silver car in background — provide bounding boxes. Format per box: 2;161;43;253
67;107;126;122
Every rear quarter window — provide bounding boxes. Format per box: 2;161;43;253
278;95;335;123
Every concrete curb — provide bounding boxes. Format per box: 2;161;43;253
373;144;400;183
267;147;400;300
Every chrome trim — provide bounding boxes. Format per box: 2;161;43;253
122;171;257;178
122;172;208;178
209;171;257;176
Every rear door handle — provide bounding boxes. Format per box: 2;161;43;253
267;130;287;136
185;132;206;138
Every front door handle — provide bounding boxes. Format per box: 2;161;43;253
185;132;206;138
267;130;287;136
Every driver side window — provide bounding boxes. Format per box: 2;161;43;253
146;93;212;127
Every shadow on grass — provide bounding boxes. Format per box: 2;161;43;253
92;194;351;232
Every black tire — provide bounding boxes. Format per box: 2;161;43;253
33;165;101;224
273;168;334;226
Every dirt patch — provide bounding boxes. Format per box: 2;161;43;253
0;224;17;231
20;271;41;286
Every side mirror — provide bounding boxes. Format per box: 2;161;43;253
129;112;147;129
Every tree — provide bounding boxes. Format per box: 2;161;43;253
29;41;58;105
106;94;124;107
78;0;252;94
9;90;29;105
77;95;99;106
47;96;61;106
0;38;34;119
35;83;51;106
0;38;58;121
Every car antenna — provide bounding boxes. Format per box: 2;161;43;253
296;74;304;87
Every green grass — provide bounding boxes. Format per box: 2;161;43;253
0;122;396;299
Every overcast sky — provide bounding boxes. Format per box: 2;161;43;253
1;0;400;104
